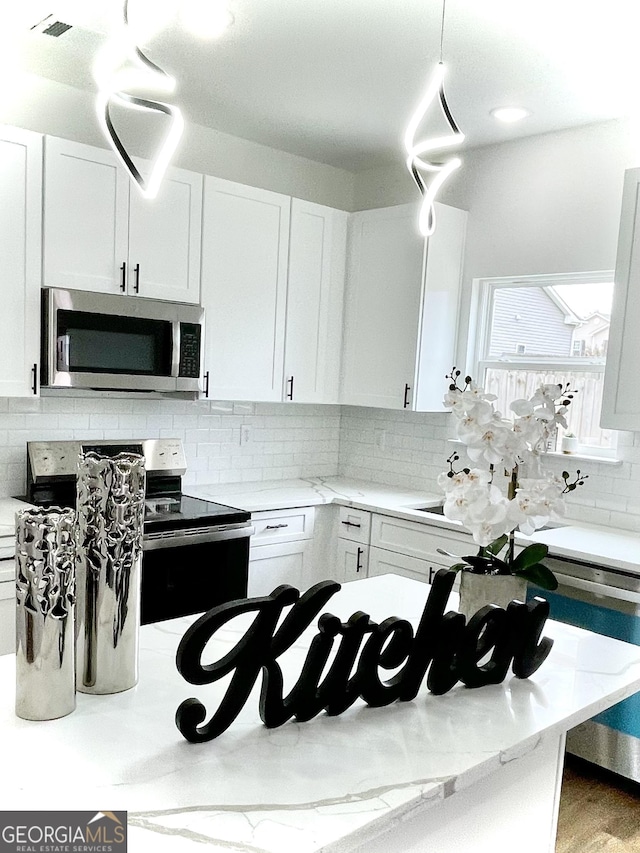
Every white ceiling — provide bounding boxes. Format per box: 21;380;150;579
8;0;640;171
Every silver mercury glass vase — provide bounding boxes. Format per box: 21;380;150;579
75;451;146;694
15;506;76;721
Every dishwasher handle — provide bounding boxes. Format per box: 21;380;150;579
556;572;640;607
143;524;255;551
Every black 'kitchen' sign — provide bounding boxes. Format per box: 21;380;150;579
175;569;553;743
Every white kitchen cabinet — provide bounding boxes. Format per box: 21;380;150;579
284;199;347;403
201;177;290;401
201;179;347;403
248;507;316;595
336;506;371;544
335;539;369;582
0;126;42;397
371;513;471;565
43;136;202;303
602;167;640;429
341;201;466;410
0;579;14;655
368;545;442;583
248;540;310;597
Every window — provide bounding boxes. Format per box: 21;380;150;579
471;271;616;458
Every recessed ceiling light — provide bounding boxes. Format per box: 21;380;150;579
180;0;234;39
490;107;531;123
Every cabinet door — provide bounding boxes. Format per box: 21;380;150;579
335;539;369;582
602;167;640;429
201;177;290;401
128;163;202;303
43;137;129;294
0;126;41;396
248;541;309;597
284;199;347;403
368;546;436;584
414;203;467;411
341;203;423;408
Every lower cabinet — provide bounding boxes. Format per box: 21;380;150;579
368;546;445;584
368;513;469;590
248;540;311;597
248;507;316;596
0;579;14;655
335;539;369;582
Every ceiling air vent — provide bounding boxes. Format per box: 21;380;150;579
30;14;72;37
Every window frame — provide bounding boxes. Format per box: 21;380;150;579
468;270;617;460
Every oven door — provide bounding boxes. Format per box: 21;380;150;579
531;559;640;782
141;523;254;624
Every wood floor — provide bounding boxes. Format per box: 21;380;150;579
556;755;640;852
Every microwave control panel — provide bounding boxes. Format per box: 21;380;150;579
179;323;201;378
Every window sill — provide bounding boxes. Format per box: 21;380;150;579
544;450;622;465
446;439;622;466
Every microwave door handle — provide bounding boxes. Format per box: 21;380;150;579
56;335;70;372
171;321;180;377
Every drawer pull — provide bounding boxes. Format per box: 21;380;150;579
356;547;364;573
265;523;289;530
342;521;362;528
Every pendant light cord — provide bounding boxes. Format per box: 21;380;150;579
439;0;447;63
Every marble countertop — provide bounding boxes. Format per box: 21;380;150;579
184;477;640;574
2;574;640;852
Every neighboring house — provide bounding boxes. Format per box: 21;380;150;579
570;311;610;357
489;286;579;358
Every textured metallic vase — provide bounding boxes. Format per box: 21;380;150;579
75;452;145;694
15;507;76;721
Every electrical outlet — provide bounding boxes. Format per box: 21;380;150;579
240;425;252;446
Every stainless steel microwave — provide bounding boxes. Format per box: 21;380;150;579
41;288;203;393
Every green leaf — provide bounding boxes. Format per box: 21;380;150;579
515;562;558;591
449;562;467;573
485;534;509;557
512;543;549;572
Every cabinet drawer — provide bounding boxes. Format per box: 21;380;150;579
337;506;371;543
368;547;460;592
251;507;315;545
370;514;472;563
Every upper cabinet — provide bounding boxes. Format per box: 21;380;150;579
602;168;640;430
340;201;467;410
43;137;202;303
0;126;42;397
285;199;347;404
201;177;347;403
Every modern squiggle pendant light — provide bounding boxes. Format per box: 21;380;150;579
404;0;464;236
95;0;184;199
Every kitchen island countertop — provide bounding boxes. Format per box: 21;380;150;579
2;573;640;852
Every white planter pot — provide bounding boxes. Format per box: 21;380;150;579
458;572;528;621
561;436;579;454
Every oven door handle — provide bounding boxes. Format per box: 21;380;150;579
143;524;255;551
556;572;640;606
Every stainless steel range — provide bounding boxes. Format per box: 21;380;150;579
26;438;253;624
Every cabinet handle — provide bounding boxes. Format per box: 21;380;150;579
403;383;411;409
341;520;361;528
203;370;210;398
265;523;289;530
120;261;127;292
286;376;294;401
356;547;364;573
133;263;140;293
31;363;38;395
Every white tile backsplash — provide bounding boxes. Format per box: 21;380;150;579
0;397;341;500
0;395;638;532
